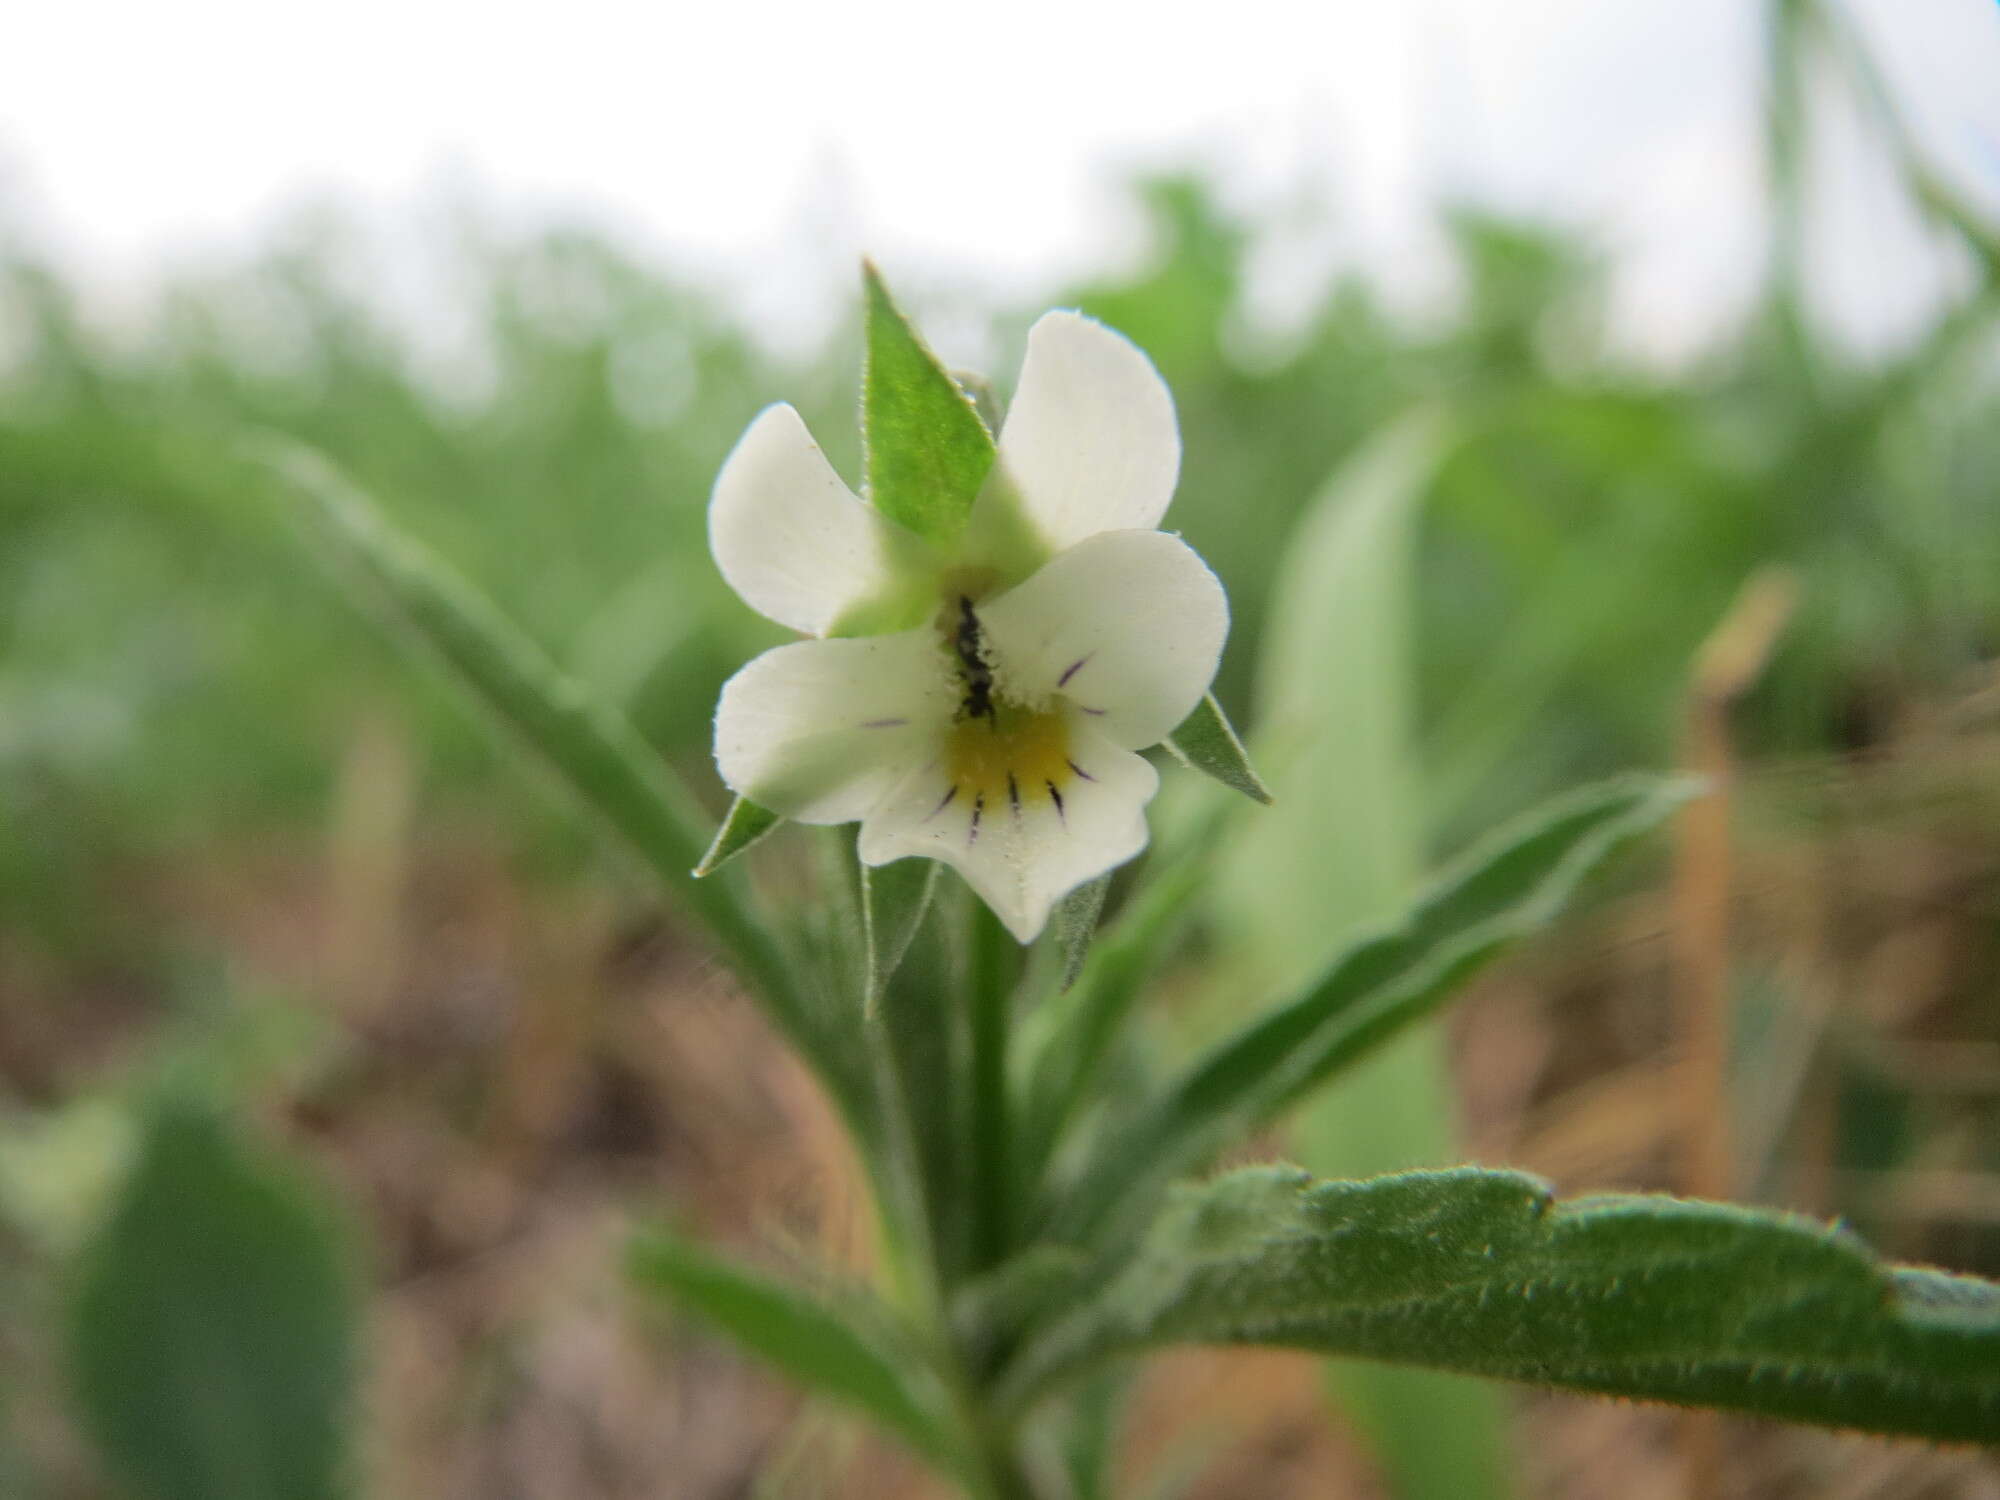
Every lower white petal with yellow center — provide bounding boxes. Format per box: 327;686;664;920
710;528;1227;941
859;713;1158;942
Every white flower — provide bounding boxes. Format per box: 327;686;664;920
709;311;1228;942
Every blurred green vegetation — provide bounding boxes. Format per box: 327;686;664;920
4;165;1996;966
4;28;2000;1481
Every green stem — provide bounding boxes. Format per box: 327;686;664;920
968;902;1015;1274
1810;0;2000;278
1014;851;1208;1187
978;1439;1039;1500
962;1402;1039;1500
1763;0;1818;389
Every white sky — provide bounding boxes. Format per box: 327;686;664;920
2;0;1997;361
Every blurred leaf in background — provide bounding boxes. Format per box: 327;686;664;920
1212;412;1516;1499
68;1103;360;1500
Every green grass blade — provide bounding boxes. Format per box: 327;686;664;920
1002;1165;2000;1445
70;1105;359;1500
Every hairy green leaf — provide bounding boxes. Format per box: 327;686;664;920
1057;774;1697;1240
630;1230;966;1477
695;794;781;877
70;1105;358;1500
1164;693;1271;804
1213;410;1509;1496
1003;1165;2000;1444
862;263;996;545
257;445;873;1139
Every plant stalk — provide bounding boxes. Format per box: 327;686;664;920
968;903;1015;1274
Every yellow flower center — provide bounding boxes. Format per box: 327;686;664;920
946;700;1074;815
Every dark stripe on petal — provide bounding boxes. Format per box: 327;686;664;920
1057;653;1094;688
969;793;984;845
860;717;908;729
1047;781;1066;824
1067;759;1097;782
927;785;959;821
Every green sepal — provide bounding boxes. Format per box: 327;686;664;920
1049;875;1113;993
953;368;1006;435
1165;693;1272;804
862;856;940;1010
694;795;782;877
862;262;996;546
1001;1165;2000;1446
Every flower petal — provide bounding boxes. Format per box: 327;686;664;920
978;529;1227;751
714;630;954;824
710;403;926;637
978;311;1181;556
858;719;1158;943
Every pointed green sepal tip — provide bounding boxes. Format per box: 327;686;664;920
861;856;940;1012
951;368;1006;435
1165;693;1273;805
695;795;782;878
1049;875;1113;993
861;261;997;547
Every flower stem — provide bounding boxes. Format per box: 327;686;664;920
967;902;1015;1273
975;1434;1040;1500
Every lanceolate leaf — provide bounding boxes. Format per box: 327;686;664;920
862;263;996;545
1164;693;1271;804
630;1230;968;1480
1002;1166;2000;1444
258;445;873;1139
1211;408;1504;1498
1055;774;1697;1239
71;1105;358;1500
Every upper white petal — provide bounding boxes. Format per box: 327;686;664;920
713;630;954;825
857;719;1158;943
977;529;1227;751
710;403;922;637
980;311;1181;555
